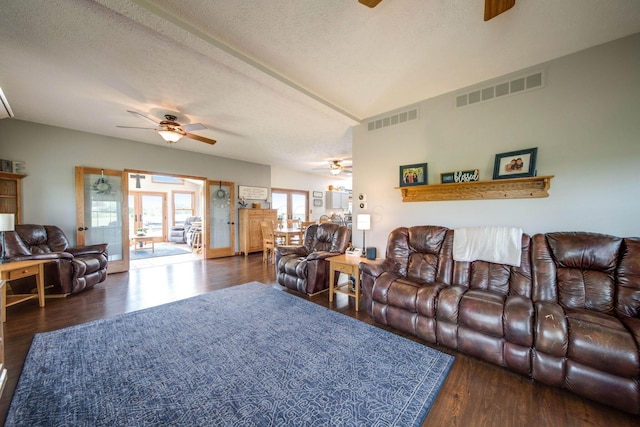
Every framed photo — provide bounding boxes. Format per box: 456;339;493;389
313;199;323;207
492;148;538;180
399;163;428;187
312;191;323;198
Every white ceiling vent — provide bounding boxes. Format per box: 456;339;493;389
367;107;419;131
456;71;544;108
0;87;15;119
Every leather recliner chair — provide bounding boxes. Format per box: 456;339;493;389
275;223;351;295
3;224;108;295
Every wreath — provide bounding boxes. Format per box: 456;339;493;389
92;177;112;195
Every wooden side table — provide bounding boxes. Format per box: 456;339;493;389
130;236;155;254
327;254;378;311
0;259;48;323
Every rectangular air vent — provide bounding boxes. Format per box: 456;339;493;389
367;107;419;131
455;70;544;109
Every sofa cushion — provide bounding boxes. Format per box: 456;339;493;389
566;308;639;377
538;232;622;315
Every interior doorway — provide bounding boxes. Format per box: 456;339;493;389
126;171;205;269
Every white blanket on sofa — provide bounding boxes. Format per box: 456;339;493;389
453;226;523;267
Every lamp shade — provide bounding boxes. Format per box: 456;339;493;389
158;130;182;143
356;214;371;231
0;213;15;232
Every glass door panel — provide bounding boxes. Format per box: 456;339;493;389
129;192;166;238
205;181;235;258
75;167;128;273
291;193;307;221
272;189;308;225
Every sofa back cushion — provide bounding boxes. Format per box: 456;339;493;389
14;224;70;255
617;238;640;318
384;226;452;284
303;223;350;253
452;234;532;297
532;232;621;315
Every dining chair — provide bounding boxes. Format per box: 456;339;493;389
260;221;276;264
286;219;302;244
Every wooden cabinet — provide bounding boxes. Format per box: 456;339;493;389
325;191;350;210
239;208;277;256
0;171;26;223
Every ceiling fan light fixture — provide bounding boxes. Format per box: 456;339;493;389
330;168;341;175
158;129;181;143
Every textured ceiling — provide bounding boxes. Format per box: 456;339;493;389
1;0;639;177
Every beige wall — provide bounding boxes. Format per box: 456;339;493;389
352;33;640;253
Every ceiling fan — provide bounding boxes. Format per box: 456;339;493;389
117;110;217;145
313;160;353;176
358;0;516;21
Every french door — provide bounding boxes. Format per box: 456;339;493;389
75;167;129;273
272;189;308;223
205;180;235;258
128;192;167;239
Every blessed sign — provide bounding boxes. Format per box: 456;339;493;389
440;169;480;184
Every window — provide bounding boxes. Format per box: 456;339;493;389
173;191;195;226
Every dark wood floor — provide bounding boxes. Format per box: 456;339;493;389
1;255;637;426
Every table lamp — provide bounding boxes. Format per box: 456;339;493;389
356;214;371;258
0;213;15;263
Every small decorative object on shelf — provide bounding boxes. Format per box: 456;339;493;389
493;147;538;180
399;163;428;187
238;197;248;208
441;169;479;184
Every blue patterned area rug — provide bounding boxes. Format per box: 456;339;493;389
6;282;454;426
130;242;192;260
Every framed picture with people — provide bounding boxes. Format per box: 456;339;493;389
492;148;537;180
399;163;428;187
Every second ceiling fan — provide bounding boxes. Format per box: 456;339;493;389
358;0;516;21
117;110;217;145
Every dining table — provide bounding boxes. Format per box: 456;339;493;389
273;227;304;245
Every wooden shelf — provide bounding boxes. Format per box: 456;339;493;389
397;175;554;202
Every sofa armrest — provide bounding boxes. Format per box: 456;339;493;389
534;301;568;357
11;252;74;262
274;245;307;257
306;251;340;261
66;243;108;257
504;295;534;347
359;259;395;279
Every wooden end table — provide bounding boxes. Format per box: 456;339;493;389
328;254;378;312
0;259;48;323
130;236;155;254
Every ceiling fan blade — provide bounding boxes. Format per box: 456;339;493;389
358;0;382;7
484;0;515;21
181;123;207;132
185;132;217;145
127;110;161;125
116;125;158;130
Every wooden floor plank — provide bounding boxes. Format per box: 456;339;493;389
0;255;636;426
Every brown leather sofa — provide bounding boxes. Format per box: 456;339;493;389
275;223;351;295
2;224;108;295
361;226;640;414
